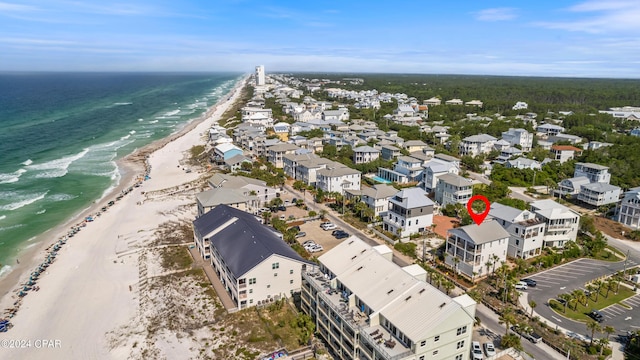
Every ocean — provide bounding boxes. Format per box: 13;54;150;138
0;72;242;273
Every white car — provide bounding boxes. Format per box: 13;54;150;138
515;281;528;290
320;222;336;231
483;342;496;357
471;341;483;360
307;244;324;253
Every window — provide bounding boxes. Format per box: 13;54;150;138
274;273;278;277
456;325;467;335
456;340;464;349
455;355;463;360
249;299;253;304
432;350;438;355
249;278;256;285
290;280;294;284
290;269;294;274
272;262;279;269
419;356;424;360
420;340;426;347
434;335;440;342
249;289;253;293
267;285;271;288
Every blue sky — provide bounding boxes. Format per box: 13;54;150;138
1;0;640;77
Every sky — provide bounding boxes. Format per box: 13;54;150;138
1;0;640;78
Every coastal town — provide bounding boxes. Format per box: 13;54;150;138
2;67;640;360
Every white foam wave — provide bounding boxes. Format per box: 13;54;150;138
120;134;131;140
138;118;144;122
0;191;48;211
129;130;136;135
48;193;76;201
0;168;27;184
0;215;6;221
114;102;132;106
0;223;25;232
27;148;89;179
148;120;158;124
36;209;46;214
22;159;33;166
0;265;12;278
163;109;180;117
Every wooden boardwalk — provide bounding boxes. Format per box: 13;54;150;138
188;246;237;312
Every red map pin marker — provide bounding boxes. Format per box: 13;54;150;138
467;195;490;226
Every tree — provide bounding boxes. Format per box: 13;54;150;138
499;306;516;335
586;319;602;347
597;337;609;356
605;278;616;298
529;300;537;317
442;280;454;295
558;293;572;313
603;325;615;341
593;280;603;302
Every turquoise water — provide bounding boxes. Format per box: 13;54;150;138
371;175;393;184
0;72;243;272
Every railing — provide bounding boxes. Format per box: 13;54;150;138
358;330;412;360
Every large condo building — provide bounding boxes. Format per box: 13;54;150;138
255;65;265;86
301;236;476;360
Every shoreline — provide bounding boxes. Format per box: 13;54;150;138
0;75;248;323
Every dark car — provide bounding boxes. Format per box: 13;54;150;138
278;205;286;211
589;310;604;322
334;232;350;239
521;278;537;287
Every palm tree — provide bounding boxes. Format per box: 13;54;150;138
605;278;616;298
568;291;580;311
586;319;602;347
593;280;603;302
597;337;609;356
453;257;461;280
491;255;500;274
499;306;516;335
443;280;454;295
558;293;572;313
485;260;493;277
529;300;537;317
603;325;615;341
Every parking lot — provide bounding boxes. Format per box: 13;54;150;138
292;218;352;256
525;258;640;334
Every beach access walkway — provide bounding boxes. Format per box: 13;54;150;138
188;246;237;312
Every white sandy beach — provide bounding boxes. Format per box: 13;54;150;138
0;77;247;359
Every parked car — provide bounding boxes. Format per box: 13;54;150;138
307;244;324;253
302;240;315;246
511;326;542;343
334;231;349;239
483;342;496;357
589;309;604;322
295;232;306;238
277;205;286;211
521;278;537;287
321;222;337;231
471;341;483;360
515;281;528;290
279;215;286;220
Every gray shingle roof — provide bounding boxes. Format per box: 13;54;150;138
390;187;434;208
449;220;510;245
193;205;307;277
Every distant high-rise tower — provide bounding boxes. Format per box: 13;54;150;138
255;65;265;86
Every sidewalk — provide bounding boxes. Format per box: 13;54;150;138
188;246;237;312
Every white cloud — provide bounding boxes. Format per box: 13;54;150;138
474;8;518;21
0;2;38;12
535;1;640;33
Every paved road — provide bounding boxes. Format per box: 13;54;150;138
475;303;566;359
508;187;538;202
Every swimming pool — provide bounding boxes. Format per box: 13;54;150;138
370;175;392;184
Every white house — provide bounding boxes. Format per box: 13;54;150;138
459;134;497;156
301;236;476;360
266;143;300;168
512;101;528;110
445;98;464;105
434;173;473;207
505;157;541;170
352;145;380;164
193;205;309;310
489;203;546;259
574;163;612;184
383;187;434;239
530;200;580;248
423;158;460;193
557;177;591;196
445;220;510;280
358;183;398;217
550;145;582;163
377;156;424;184
577;183;622;207
423;97;442;106
536;123;565;137
617;186;640;230
316;165;361;195
501;128;533;152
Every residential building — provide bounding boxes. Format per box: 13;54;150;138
574;163;612;184
505;157;541;170
459;134;497;156
617;187;640;230
549;133;583;145
301;236;476;360
536;123;565;137
377;156;424;184
383;187;434;239
213;143;243;162
512;101;528;110
353;146;380;164
322;108;349;122
465;99;483;107
283;152;319;180
489;203;546;259
224;154;252;172
434;173;473;207
193;205;308;309
445;220;510;279
255;65;265;86
445;98;464;105
550;145;582;163
380;145;402;161
297;157;334;186
357;184;398;217
557;177;591;196
208;173;280;206
501;128;533;152
530;200;580;248
577;183;622;207
423;97;442;106
266;143;300;168
195;186;259;217
316;165;361;195
423;158;460;193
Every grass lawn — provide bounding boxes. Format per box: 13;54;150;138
549;286;636;322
